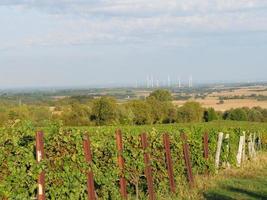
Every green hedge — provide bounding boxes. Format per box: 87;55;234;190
0;121;266;199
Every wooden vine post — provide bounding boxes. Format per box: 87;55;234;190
163;133;176;193
203;132;209;174
242;132;246;163
181;132;194;188
203;132;209;160
248;134;253;159
36;131;45;200
215;132;224;169
83;135;96;200
115;129;127;199
224;134;230;168
237;135;245;167
141;133;156;200
252;133;256;158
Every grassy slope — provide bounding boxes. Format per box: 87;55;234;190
202;152;267;200
138;153;267;200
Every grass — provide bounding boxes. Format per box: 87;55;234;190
201;152;267;200
140;152;267;200
204;178;267;200
161;152;267;200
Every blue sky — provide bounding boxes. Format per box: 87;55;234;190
0;0;267;88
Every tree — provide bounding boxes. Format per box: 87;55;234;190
227;108;248;121
148;89;172;101
61;103;91;126
252;107;267;122
7;105;30;121
176;101;204;123
91;97;118;125
28;106;52;126
0;107;8;126
247;109;263;122
163;103;177;123
117;105;134;125
203;108;218;122
262;109;267;122
146;97;168;124
127;100;153;125
223;110;230;120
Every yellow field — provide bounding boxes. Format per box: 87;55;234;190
173;85;267;111
174;98;267;111
211;86;267;97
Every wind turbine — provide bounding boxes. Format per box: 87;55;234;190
146;75;150;88
189;75;193;88
168;75;171;87
156;79;159;88
151;75;154;88
178;76;181;88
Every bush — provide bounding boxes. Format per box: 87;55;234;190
127;100;153;125
61;103;91;126
176;102;204;123
91;97;118;125
248;109;264;122
225;108;248;121
203;108;218;122
148;89;172;101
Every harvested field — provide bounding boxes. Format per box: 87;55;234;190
210;86;267;97
173;86;267;111
174;99;267;111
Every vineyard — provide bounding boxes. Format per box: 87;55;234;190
0;121;266;200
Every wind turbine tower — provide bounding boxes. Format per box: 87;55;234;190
189;75;193;88
151;75;154;88
177;76;181;88
156;79;159;88
146;75;150;88
168;75;171;87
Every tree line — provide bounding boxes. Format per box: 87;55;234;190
0;89;267;126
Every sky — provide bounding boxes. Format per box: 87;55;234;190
0;0;267;88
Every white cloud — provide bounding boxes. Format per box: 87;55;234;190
1;0;267;49
5;0;266;15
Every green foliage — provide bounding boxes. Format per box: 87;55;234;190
248;109;264;122
204;159;267;200
0;121;37;199
146;97;175;124
177;101;204;123
91;97;118;125
148;89;172;102
225;108;248;121
117;105;135;125
204;108;218;122
0;121;266;199
1;93;267;127
0;105;52;127
61;103;91;126
127;100;153;125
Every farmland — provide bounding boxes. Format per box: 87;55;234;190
174;98;267;111
173;85;267;111
1;84;267;127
